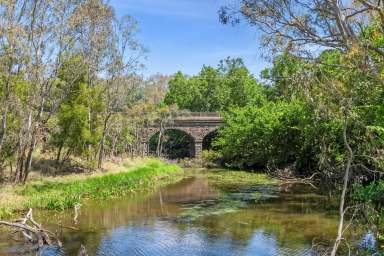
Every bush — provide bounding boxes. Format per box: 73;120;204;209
215;100;311;170
201;150;222;167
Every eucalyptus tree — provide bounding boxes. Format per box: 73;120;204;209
0;0;144;182
0;0;92;183
50;56;90;168
144;74;169;106
68;0;114;164
0;0;28;178
96;15;143;168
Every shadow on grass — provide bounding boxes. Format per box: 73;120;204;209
31;158;93;177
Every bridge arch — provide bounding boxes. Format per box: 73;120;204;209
143;127;196;143
147;128;196;158
202;129;220;151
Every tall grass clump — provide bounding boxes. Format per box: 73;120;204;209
20;159;182;211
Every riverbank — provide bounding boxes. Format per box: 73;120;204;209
0;158;183;219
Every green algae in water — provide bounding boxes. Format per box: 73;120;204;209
175;168;281;223
207;169;278;186
225;185;281;202
177;198;244;223
176;184;280;223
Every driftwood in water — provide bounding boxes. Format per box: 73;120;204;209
77;244;88;256
266;166;319;188
0;209;62;249
74;203;81;224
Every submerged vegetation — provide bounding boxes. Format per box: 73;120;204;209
0;159;182;219
176;169;280;224
178;170;280;223
207;169;277;186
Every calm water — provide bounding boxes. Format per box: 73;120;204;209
0;170;374;256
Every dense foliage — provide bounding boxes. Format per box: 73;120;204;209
0;0;171;183
215;100;312;169
164;58;264;112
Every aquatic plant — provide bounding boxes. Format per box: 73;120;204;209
176;183;280;223
207;169;278;186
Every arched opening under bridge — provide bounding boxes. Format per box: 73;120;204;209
148;129;195;159
202;129;220;151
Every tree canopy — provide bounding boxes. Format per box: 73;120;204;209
164;58;264;112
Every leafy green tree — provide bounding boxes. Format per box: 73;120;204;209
164;58;264;112
215;100;310;169
50;57;97;166
261;54;307;100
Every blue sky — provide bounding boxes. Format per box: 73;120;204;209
109;0;268;77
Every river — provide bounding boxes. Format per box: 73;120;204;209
0;169;376;255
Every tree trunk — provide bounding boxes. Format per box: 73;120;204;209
98;113;111;168
110;134;117;158
60;148;72;170
159;136;164;157
21;96;45;184
0;63;13;168
9;160;13;182
56;144;63;166
0;102;9;157
331;116;353;256
14;111;32;184
14;144;26;184
156;120;163;157
134;125;138;157
22;132;38;184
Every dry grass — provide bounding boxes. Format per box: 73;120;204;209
31;157;149;184
0;185;26;216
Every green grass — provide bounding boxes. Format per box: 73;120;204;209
207;169;278;186
0;159;182;218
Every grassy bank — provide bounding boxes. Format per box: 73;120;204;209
0;159;182;219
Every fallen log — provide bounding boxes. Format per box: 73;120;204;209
0;209;62;249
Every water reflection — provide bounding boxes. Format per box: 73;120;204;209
93;221;314;256
0;171;369;256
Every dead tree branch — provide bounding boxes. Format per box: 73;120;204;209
0;209;62;249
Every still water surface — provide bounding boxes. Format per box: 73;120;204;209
0;170;370;255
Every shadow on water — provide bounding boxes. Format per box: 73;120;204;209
0;170;376;256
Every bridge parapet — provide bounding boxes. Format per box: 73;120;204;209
171;112;220;117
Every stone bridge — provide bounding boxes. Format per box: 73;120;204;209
142;112;224;158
